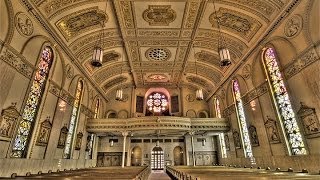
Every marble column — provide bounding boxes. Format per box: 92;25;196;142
122;131;128;168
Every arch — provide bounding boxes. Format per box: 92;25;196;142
63;79;84;158
68;75;89;106
226;75;248;106
198;110;209;118
106;110;117;118
118;110;128;119
0;0;10;43
186;109;196;118
232;79;253;158
11;46;54;158
261;47;307;155
173;146;184;165
131;146;142;166
151;146;164;170
307;0;320;44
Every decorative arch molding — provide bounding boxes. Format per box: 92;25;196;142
198;110;209;118
118;109;129;119
186;109;196;118
3;0;14;44
106;110;117;118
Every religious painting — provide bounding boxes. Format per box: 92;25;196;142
75;132;83;150
233;130;241;149
248;125;259;147
298;102;320;138
264;116;281;144
0;104;20;140
57;125;68;148
36;117;52;146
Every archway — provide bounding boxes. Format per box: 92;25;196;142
131;146;142;166
151;146;164;170
173;146;184;166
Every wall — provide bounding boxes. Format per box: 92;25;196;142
214;0;320;173
0;1;104;177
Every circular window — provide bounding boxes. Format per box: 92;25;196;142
146;48;171;61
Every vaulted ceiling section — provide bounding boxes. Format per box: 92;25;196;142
31;0;287;98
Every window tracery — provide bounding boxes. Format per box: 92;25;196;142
11;46;53;158
64;80;83;158
262;47;307;155
147;92;168;114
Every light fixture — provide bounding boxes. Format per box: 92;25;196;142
193;45;204;101
196;89;204;101
91;2;108;67
202;138;206;146
110;139;114;147
115;52;124;101
213;0;231;67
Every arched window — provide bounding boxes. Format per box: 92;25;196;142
232;80;253;158
262;47;307;155
215;97;227;158
146;92;168;115
215;98;222;118
94;98;100;119
11;46;53;158
64;80;84;158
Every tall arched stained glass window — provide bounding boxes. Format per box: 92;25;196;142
232;80;253;159
215;98;227;158
262;47;307;155
11;46;53;158
94;98;100;119
64;80;84;158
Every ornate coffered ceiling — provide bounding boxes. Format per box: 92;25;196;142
29;0;287;98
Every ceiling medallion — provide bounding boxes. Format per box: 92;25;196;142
148;74;167;81
15;12;33;37
143;5;176;26
146;48;171;61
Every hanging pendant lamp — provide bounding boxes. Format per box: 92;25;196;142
196;89;204;100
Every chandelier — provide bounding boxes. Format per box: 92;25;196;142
193;45;204;101
91;2;108;67
213;0;231;67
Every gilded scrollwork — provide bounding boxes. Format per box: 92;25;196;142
143;5;176;26
56;7;108;40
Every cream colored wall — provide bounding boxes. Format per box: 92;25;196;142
216;0;320;173
0;1;105;177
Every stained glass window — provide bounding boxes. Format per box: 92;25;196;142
262;47;307;155
94;98;100;118
232;80;253;158
215;98;227;158
11;46;53;158
147;92;168;113
64;80;83;158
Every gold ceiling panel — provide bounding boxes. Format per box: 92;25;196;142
56;7;108;41
142;5;177;26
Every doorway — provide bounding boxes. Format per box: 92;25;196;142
131;146;142;166
173;146;184;165
151;146;164;170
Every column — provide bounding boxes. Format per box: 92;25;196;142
122;131;129;168
189;131;196;166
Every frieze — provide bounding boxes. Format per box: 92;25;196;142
137;30;180;38
216;0;275;18
14;12;33;37
48;80;61;97
242;82;268;105
186;76;212;89
93;66;122;84
125;29;136;37
119;1;135;28
56;7;108;40
181;30;192;38
223;104;235;117
184;1;200;29
284;14;303;38
70;29;119;52
103;76;127;92
209;8;262;41
0;46;34;79
195;50;221;68
139;40;179;47
59;89;75;106
129;46;140;62
142;5;176;26
284;46;319;79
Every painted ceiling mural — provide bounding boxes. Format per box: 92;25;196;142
30;0;285;96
